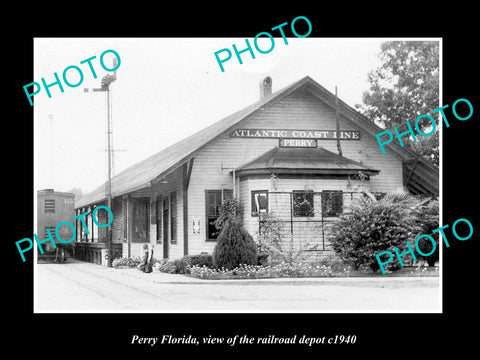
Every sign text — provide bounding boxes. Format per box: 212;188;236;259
230;129;360;140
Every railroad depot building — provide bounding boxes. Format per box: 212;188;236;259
74;76;438;263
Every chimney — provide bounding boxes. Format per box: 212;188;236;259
259;76;272;99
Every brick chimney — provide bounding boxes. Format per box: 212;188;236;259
259;76;272;99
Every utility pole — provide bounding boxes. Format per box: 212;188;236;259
335;86;342;157
84;58;118;267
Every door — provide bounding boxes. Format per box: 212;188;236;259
162;198;169;258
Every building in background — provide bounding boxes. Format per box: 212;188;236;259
75;76;439;264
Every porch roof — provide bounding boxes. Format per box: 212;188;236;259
234;147;380;176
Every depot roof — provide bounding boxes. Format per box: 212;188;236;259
75;75;438;209
235;147;380;176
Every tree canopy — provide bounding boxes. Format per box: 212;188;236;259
356;41;439;166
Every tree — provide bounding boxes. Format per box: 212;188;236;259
212;217;258;270
212;197;258;270
213;196;241;233
356;41;439;166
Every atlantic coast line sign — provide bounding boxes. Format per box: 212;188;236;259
229;129;361;140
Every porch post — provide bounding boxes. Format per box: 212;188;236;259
183;157;194;256
127;195;132;258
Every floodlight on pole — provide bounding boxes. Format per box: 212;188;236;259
83;57;117;267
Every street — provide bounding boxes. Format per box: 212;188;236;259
35;260;441;312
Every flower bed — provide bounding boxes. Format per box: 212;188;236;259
188;262;350;280
187;262;439;280
112;256;145;268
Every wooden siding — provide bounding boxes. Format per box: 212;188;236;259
185;89;404;257
240;177;369;261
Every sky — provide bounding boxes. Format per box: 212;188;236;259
34;37;387;196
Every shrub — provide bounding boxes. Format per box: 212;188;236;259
186;254;214;269
173;257;191;274
257;212;283;256
213;197;242;233
331;191;423;272
257;252;269;265
412;199;439;266
157;254;215;274
257;212;319;264
212;218;258;270
112;256;143;268
157;257;190;274
157;259;177;273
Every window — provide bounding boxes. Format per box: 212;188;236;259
251;190;268;216
80;210;91;241
293;191;314;217
163;198;169;243
92;205;105;242
321;190;343;216
156;197;162;244
205;190;222;241
44;199;55;213
86;208;93;241
76;209;86;241
170;192;177;243
132;198;148;243
205;189;234;241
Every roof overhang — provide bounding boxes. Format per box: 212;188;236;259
235;167;379;177
234;147;380;179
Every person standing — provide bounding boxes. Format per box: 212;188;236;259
138;243;154;273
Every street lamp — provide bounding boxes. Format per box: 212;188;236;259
84;59;117;267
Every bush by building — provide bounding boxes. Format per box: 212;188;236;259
112;256;144;268
412;199;439;266
212;218;258;270
330;190;429;272
157;254;215;274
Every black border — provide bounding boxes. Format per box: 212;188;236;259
7;6;478;357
